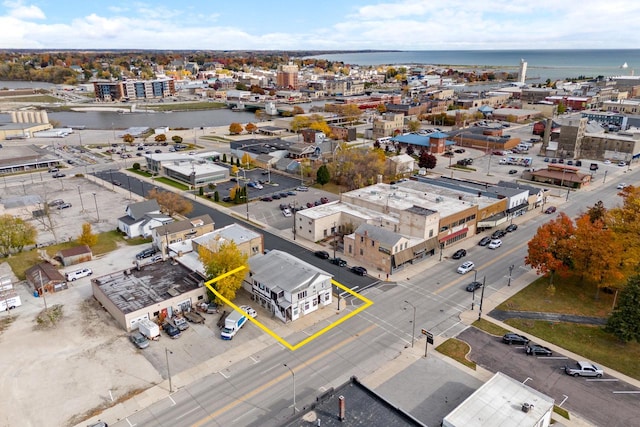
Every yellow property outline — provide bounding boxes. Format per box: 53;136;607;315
204;265;374;351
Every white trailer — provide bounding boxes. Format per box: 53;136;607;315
137;318;161;340
0;292;22;312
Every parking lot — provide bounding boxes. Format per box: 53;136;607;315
458;327;640;427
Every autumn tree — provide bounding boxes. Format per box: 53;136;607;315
407;120;421;132
571;214;624;297
418;149;437;170
309;120;332;138
241;153;252;168
229;122;244;135
254;109;267;122
341;104;362;124
77;223;98;247
328;143;386;190
245;122;258;134
608;185;640;277
147;189;193;216
316;165;330;186
0;215;37;257
606;274;640;343
172;135;183;143
377;103;387;114
291;115;311;132
154;133;167;142
292;106;305;115
199;241;249;305
122;134;134;143
525;212;575;286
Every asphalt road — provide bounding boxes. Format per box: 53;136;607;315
458;327;640;427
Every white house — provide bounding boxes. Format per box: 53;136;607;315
117;199;173;238
245;250;332;323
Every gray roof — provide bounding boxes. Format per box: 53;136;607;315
127;199;160;220
283;376;425;427
355;223;403;247
428;176;526;199
153;215;213;235
248;250;331;293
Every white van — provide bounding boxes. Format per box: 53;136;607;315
66;268;93;281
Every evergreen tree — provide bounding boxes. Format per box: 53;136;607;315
316;165;330;186
606;275;640;343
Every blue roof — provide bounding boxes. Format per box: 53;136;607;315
391;133;455;147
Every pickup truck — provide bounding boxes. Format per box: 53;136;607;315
564;361;603;378
172;316;189;331
183;311;205;324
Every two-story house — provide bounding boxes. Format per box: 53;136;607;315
245;250;333;323
117;200;172;238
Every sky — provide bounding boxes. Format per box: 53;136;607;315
1;0;639;51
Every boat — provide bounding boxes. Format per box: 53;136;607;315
621;62;628;69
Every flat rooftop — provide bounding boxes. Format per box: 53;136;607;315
92;261;203;314
343;183;475;218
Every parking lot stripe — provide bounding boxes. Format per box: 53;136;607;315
612;391;640;394
586;378;618;382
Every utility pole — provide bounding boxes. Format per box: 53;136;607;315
478;276;486;321
165;348;173;393
508;264;514;287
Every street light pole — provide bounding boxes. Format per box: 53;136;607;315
478;276;486;321
508;264;515;287
92;192;100;223
165;347;174;393
283;364;296;415
245;184;249;221
404;300;416;348
77;185;85;212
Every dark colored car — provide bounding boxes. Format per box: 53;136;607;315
162;322;181;339
52;172;66;178
136;248;157;260
279;192;289;198
330;257;347;267
443;151;454;157
454;148;466;153
306;202;314;208
260;196;273;202
314;250;330;259
502;333;529;345
272;194;281;200
452;249;467;259
525;344;552;356
491;229;506;239
465;281;483;292
505;224;518;232
222;196;233;202
508;169;518;175
478;236;492;246
320;197;329;204
350;266;368;276
544;206;557;214
112;180;121;186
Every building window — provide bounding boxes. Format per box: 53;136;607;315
429;229;433;238
360;248;363;255
360;236;364;243
298;290;307;299
371;240;375;247
348;244;352;254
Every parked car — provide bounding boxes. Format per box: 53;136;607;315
112;180;121;186
279;203;288;210
350;266;368;276
239;305;257;318
491;229;506;239
48;168;59;173
454;148;466;153
272;194;281;200
617;183;627;190
502;333;529;345
465;281;483;292
57;202;72;210
48;199;65;207
452;249;467;259
525;344;552;356
296;186;309;192
543;157;550;162
488;239;502;249
260;196;273;202
443;151;454;157
222;196;233;202
162;322;181;339
52;172;66;178
287;191;297;196
279;192;289;198
282;208;292;217
330;257;347;267
478;236;492;246
66;268;92;281
136;248;157;260
320;197;329;204
544;206;557;214
508;169;518;175
457;261;475;274
129;332;150;349
505;224;518;232
306;202;314;208
314;250;330;259
564;361;603;378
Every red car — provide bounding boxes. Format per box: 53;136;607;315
544;206;557;214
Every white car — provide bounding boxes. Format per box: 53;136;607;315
617;183;627;189
239;305;257;318
457;261;475;274
488;239;502;249
66;268;93;281
282;208;292;217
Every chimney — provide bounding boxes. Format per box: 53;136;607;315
338;395;345;421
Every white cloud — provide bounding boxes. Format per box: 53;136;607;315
3;0;45;20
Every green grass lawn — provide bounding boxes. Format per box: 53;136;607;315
497;275;615;318
436;338;476;370
505;319;640;380
2;230;149;280
473;319;510;336
154;177;190;191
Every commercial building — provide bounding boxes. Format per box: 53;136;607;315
93;77;176;101
151;215;215;257
91;260;206;332
277;63;299;89
245;250;332;323
0;145;60;175
443;372;554;427
373;113;405;140
143;151;227;187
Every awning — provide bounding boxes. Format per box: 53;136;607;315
506;202;529;214
439;227;469;243
393;247;414;266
